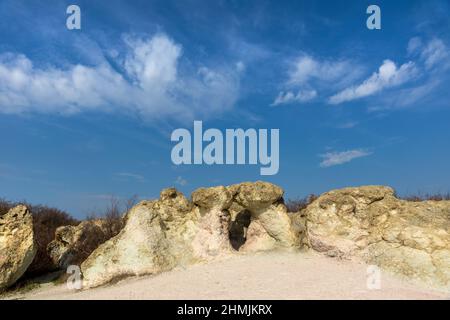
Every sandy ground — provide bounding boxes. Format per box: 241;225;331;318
3;251;449;300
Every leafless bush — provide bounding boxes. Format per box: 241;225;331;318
86;195;139;238
401;193;450;202
0;198;12;216
285;194;318;213
0;198;78;275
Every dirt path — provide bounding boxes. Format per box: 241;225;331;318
4;251;449;300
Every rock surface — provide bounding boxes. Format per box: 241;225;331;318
81;181;298;288
303;186;450;288
78;182;449;290
0;205;37;290
47;219;122;269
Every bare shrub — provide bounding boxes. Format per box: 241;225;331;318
0;198;78;275
285;194;318;213
26;204;78;275
0;198;12;216
86;195;138;238
401;193;450;202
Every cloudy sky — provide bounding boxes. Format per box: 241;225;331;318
1;0;450;218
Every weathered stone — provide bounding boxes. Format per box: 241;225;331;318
192;186;232;210
81;182;299;288
231;181;284;211
303;186;450;288
47;219;121;269
0;205;36;290
81;188;230;288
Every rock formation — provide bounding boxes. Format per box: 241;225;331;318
1;182;448;292
0;205;37;290
47;219;122;269
303;185;450;287
81;181;299;288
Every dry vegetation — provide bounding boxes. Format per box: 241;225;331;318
0;195;137;279
85;195;138;238
400;193;450;202
0;198;78;275
285;194;318;213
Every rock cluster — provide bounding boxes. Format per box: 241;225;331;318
1;182;449;291
81;182;300;288
303;186;450;287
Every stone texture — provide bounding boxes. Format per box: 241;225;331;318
303;185;450;288
0;205;37;290
81;188;230;288
47;219;121;269
192;186;232;210
228;182;300;252
81;182;298;288
230;181;284;211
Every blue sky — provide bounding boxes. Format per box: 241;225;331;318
1;0;450;218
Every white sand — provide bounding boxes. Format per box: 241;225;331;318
4;251;449;300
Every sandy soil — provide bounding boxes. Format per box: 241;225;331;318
3;251;449;300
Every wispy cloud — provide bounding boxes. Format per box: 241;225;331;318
329;60;418;105
272;54;363;106
330;38;449;107
0;33;241;122
336;121;358;129
271;89;317;106
418;38;450;70
175;176;187;186
319;149;372;168
115;172;145;182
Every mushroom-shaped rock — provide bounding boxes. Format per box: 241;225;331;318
228;182;300;251
232;181;284;211
192;186;233;210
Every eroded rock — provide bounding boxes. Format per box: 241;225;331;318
47;219;122;269
81;182;299;288
0;205;37;290
303;186;450;287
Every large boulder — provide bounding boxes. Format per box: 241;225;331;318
228;181;300;252
0;205;37;290
81;188;229;288
303;186;450;288
81;182;300;288
47;219;121;269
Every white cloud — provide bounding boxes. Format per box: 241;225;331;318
420;38;449;70
337;121;358;129
407;37;422;56
367;38;450;110
319;149;372;168
271;89;317;106
0;34;241;121
115;172;145;182
272;54;362;106
175;176;187;186
288;55;356;85
328;60;417;104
